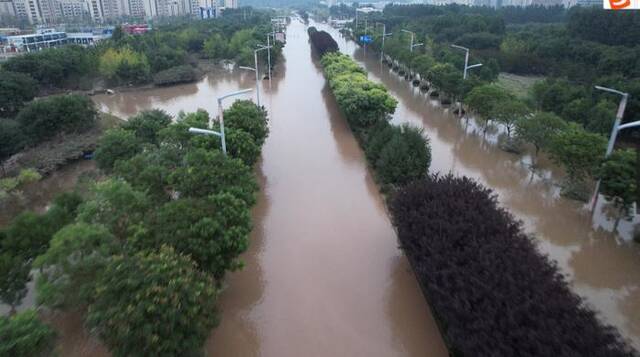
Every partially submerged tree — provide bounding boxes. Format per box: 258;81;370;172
549;123;607;200
515;111;568;165
596;149;638;231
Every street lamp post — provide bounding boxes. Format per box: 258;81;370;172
451;44;482;116
189;88;254;156
240;45;271;107
376;23;392;63
590;86;640;210
451;44;482;80
401;29;423;52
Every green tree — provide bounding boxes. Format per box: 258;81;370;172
0;120;26;161
0;253;30;313
0;71;38;117
2;212;59;260
223;100;270;146
596;149;637;230
95;129;142;172
77;179;150;240
549;124;607;199
375;125;431;186
0;309;56;356
122;109;173;145
99;47;150;84
170;149;258;205
204;34;229;59
113;145;183;202
465;83;512;130
34;223;119;308
427;63;463;100
16;94;98;145
515;112;568;164
493;98;529;137
86;246;219;357
133;193;251;280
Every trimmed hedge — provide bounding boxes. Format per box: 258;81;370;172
316;47;430;188
308;27;339;56
389;174;636;357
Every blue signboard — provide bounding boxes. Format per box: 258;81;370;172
359;35;373;44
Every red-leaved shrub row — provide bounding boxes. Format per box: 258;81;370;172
307;26;339;57
390;174;636;357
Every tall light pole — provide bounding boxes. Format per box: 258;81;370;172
590;86;640;210
451;44;482;116
401;29;423;52
189;88;253;156
376;22;392;63
240;44;271;107
451;44;482;80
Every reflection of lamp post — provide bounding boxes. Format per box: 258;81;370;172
189;88;253;156
590;86;639;211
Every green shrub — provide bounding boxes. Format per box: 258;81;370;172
375;125;431;186
223;100;269;146
122;109;172;145
0;309;56;357
16;94;98;145
0;119;27;161
35;223;119;308
87;246;219;357
153;65;197;86
364;121;400;165
95;129;142;172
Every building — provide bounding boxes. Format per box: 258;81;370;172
0;1;15;17
6;29;67;51
58;0;89;19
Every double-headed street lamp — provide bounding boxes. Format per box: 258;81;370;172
450;44;482;80
401;29;423;52
590;86;640;210
188;88;254;156
240;44;272;107
451;44;482;116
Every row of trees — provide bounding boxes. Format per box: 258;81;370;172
351;6;637;214
0;101;269;355
389;175;635;356
0;8;283;90
318;46;431;189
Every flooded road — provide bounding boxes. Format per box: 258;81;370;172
94;19;447;356
315;23;640;350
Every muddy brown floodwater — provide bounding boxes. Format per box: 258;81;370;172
314;21;640;350
92;19;448;357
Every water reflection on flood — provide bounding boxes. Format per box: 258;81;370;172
318;22;640;350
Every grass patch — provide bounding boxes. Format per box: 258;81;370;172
497;72;544;99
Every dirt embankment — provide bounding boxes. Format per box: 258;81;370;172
1;113;122;178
